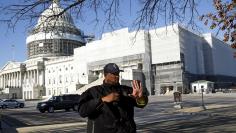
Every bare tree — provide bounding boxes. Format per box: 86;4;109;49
200;0;236;53
133;0;199;31
0;0;122;33
0;0;200;32
5;0;236;57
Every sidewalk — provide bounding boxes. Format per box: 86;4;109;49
16;122;86;133
176;103;235;113
2;94;236;133
1;122;87;133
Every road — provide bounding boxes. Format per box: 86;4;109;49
1;93;236;133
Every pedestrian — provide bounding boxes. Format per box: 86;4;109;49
78;63;148;133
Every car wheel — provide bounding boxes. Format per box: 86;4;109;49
73;105;79;111
2;105;7;109
48;106;54;113
39;109;45;113
19;103;24;108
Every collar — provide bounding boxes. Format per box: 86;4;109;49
102;80;120;88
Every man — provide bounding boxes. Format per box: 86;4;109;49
78;63;148;133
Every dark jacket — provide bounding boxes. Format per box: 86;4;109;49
78;82;148;133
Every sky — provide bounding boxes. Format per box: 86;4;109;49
0;0;216;68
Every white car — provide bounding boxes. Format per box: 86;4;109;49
0;99;25;109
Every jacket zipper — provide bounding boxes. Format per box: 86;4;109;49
92;121;95;133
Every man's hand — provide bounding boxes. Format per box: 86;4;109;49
101;92;119;103
131;80;143;99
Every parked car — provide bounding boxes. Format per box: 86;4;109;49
0;99;25;109
37;94;80;113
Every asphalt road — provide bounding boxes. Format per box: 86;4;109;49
1;93;236;133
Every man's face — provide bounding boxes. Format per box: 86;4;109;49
104;73;120;85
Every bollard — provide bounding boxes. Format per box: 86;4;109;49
173;91;183;109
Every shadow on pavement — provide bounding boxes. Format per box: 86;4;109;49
137;106;236;133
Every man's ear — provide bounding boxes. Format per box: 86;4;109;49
104;73;108;77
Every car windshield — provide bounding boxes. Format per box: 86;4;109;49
42;97;52;102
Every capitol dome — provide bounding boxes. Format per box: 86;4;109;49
26;1;85;59
37;3;74;25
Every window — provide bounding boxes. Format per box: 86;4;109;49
59;75;62;83
193;86;197;92
40;90;43;96
65;88;68;93
49;90;51;95
201;85;204;88
71;76;73;82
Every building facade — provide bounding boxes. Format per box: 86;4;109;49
74;25;236;95
0;1;236;99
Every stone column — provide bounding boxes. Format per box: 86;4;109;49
13;72;16;87
4;74;6;88
13;72;15;87
17;72;19;87
8;74;10;87
29;70;31;85
19;72;22;87
43;70;45;85
7;73;10;87
34;70;36;85
36;69;39;85
10;73;13;87
6;74;8;88
3;74;5;88
25;71;27;85
27;71;30;85
11;72;13;87
1;75;3;88
15;72;18;87
12;73;14;87
22;72;25;87
9;73;11;87
0;75;2;88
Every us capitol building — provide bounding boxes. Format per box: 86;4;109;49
0;1;236;99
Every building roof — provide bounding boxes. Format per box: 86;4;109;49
192;80;214;84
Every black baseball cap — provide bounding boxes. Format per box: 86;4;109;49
104;63;123;75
